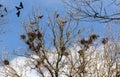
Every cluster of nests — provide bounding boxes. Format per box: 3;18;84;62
3;59;9;65
80;34;108;50
20;30;43;53
78;34;108;55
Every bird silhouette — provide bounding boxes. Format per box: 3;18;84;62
15;2;23;11
15;2;24;17
16;11;20;17
38;15;43;19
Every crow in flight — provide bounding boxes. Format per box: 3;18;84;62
15;2;23;11
15;2;23;17
38;15;43;19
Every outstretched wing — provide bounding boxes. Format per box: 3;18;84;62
20;2;23;8
15;6;21;10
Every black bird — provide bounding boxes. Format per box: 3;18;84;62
16;11;20;17
15;2;23;11
15;2;24;17
38;15;43;19
20;2;23;8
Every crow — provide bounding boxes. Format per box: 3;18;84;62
15;2;24;17
16;11;20;17
38;15;43;19
15;2;23;11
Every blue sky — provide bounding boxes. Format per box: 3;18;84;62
0;0;120;59
0;0;66;59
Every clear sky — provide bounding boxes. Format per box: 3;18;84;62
0;0;120;59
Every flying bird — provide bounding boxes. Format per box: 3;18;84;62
15;2;24;17
15;2;23;11
16;11;20;17
38;15;43;19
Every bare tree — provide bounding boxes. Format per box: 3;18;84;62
19;10;82;77
19;9;120;77
0;1;120;77
64;0;120;23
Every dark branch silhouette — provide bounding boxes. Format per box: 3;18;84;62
64;0;120;23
